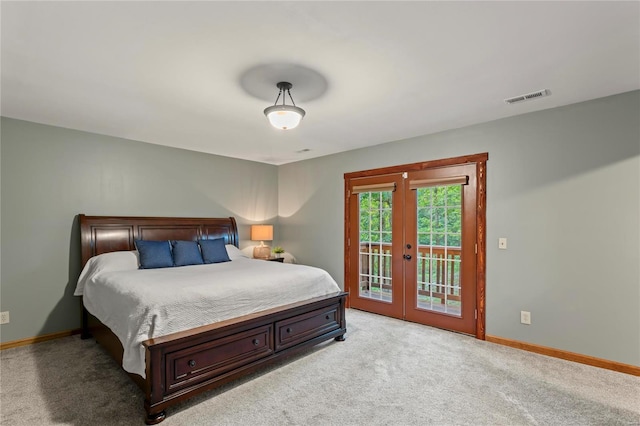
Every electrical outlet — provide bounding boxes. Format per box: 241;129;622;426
498;238;508;249
520;310;531;325
0;311;9;325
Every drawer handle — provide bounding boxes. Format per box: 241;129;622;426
325;315;331;320
286;327;292;333
188;359;196;368
253;338;260;346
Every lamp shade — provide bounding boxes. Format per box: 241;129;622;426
264;105;305;130
250;225;273;241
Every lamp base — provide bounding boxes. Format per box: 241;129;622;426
253;245;271;260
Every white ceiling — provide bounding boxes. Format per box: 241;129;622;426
2;1;639;165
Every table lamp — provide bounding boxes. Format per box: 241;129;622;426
251;224;273;259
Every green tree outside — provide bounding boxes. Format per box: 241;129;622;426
359;185;463;306
359;185;462;245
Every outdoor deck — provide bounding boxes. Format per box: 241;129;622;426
359;243;462;316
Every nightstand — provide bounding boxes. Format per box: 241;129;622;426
253;256;285;262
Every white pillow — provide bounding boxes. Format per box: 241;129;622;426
74;251;139;296
225;244;249;260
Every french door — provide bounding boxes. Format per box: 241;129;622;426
345;154;487;338
347;174;405;320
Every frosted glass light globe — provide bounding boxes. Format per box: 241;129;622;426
264;105;305;130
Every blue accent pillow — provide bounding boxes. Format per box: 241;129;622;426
198;238;231;264
171;240;204;267
134;240;174;269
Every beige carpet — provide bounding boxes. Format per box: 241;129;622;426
1;309;639;425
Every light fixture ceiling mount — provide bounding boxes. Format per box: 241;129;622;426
264;81;306;130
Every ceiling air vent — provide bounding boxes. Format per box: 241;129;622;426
504;89;550;105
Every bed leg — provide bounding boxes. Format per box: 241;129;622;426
80;304;92;339
145;410;166;425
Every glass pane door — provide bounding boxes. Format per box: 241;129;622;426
415;185;462;316
348;174;404;319
358;190;393;302
404;164;477;335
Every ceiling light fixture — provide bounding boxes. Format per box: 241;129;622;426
264;82;305;130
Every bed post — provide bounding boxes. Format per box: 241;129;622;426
335;295;347;341
143;342;165;424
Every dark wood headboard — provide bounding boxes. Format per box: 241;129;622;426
79;215;239;267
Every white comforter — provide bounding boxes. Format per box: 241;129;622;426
75;250;341;378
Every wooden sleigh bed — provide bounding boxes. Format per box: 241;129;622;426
79;215;347;424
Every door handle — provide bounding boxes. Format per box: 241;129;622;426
403;254;412;260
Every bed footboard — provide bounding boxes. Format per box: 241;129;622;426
142;292;347;424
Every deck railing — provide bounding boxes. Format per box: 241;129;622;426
359;243;462;304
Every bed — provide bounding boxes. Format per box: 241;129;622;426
77;215;347;424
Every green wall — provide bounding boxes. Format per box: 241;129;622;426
2;91;638;367
277;91;640;366
0;118;278;342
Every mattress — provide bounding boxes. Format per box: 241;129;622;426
75;250;341;377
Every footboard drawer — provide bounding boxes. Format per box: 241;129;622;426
165;325;274;393
275;304;340;351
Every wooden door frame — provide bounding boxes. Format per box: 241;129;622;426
344;153;488;339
